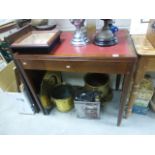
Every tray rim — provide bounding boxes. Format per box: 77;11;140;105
11;29;61;48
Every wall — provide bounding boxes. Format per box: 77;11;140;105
0;19;148;35
48;19;131;31
130;19;149;34
49;19;149;34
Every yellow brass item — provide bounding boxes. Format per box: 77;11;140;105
84;73;110;98
40;95;51;109
53;97;73;112
40;71;61;109
51;85;73;112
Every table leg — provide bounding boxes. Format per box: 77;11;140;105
116;74;121;90
126;58;146;117
117;73;131;126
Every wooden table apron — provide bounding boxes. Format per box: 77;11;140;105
12;30;137;126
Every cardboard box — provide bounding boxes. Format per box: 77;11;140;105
132;105;149;115
0;53;7;71
0;61;34;114
0;61;18;92
134;99;150;107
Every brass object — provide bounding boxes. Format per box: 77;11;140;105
40;71;61;109
84;73;110;100
51;85;73;112
53;97;73;112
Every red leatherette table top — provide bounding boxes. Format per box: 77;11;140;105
16;29;136;60
49;29;136;58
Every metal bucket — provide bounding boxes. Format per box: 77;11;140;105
51;85;73;112
84;73;110;99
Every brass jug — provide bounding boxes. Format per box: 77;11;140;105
40;71;61;109
84;73;110;99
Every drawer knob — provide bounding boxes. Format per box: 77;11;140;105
23;62;27;65
66;65;71;69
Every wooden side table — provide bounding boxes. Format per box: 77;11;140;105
8;29;137;126
127;35;155;116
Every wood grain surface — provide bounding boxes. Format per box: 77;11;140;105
132;35;155;56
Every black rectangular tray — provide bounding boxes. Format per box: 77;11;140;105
7;25;61;54
11;36;60;54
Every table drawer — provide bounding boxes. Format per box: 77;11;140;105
20;59;129;74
